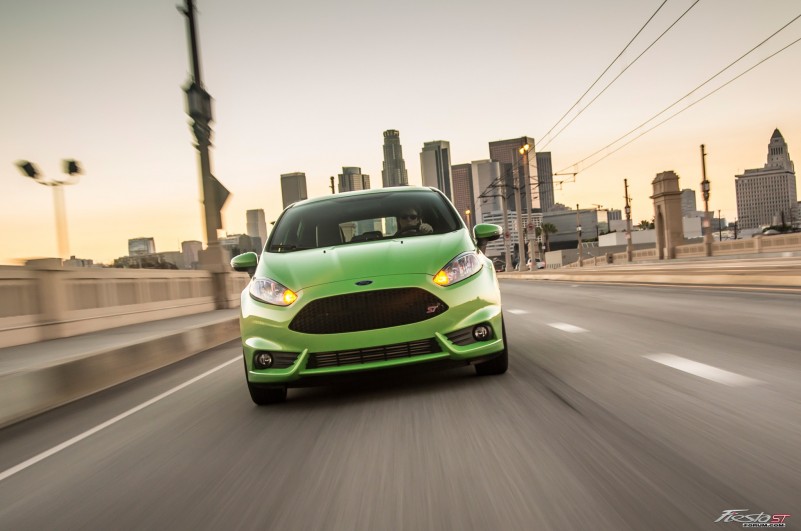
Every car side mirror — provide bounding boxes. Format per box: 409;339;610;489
231;252;259;277
473;223;502;253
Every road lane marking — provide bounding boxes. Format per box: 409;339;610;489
548;323;588;333
507;309;528;315
644;354;761;387
0;356;240;484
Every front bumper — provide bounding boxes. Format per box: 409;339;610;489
239;268;503;387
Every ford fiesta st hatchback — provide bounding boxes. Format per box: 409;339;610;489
231;187;508;404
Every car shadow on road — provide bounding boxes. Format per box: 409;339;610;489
267;365;502;409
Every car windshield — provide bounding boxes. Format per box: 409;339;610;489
267;190;462;253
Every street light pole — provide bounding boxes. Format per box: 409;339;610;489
512;152;525;271
180;0;229;264
576;204;583;267
624;178;633;262
700;144;712;257
16;159;81;260
500;174;513;273
518;143;535;270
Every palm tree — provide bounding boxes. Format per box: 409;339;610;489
536;223;558;252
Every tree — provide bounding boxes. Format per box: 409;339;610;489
536;223;558;252
638;219;654;230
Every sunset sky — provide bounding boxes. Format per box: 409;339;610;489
2;0;800;264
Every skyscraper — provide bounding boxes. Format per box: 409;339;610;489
471;160;502;223
246;209;268;250
735;129;797;228
420;141;453;199
338;167;371;192
280;172;308;208
536;152;554;212
680;189;698;217
381;130;408;188
489;136;538;211
451;163;475;227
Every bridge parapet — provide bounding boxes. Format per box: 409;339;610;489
0;265;249;348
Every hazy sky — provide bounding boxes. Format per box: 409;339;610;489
2;0;800;264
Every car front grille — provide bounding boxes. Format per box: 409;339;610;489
289;288;448;334
306;338;441;369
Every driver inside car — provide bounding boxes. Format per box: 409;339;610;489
394;207;433;236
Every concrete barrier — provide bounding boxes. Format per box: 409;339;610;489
0;316;240;429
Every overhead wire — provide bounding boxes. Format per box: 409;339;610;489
558;34;801;175
539;0;701;151
555;13;801;175
537;0;669;149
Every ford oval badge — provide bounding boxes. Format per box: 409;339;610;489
355;280;373;286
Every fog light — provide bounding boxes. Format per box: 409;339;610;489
254;352;274;369
472;324;492;341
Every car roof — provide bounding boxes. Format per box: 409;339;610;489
287;186;440;209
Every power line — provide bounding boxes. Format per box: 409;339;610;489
539;0;701;151
557;30;801;175
537;0;669;148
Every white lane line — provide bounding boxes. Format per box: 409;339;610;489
548;323;588;333
0;356;240;484
507;309;528;315
644;354;761;387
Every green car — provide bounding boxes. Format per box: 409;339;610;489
231;187;507;404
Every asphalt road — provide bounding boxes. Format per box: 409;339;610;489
1;281;799;530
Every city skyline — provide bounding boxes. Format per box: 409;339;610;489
2;0;800;264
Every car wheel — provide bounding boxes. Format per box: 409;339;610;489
475;320;508;376
244;359;287;405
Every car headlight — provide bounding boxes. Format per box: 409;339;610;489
433;252;482;286
249;277;298;306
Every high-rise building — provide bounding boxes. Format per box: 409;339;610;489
280;172;308;208
129;237;156;256
735;129;797;228
489;136;538;211
471;160;502;224
536;152;554;212
246;209;268;250
338;167;371;192
420;141;453;199
680;189;697;217
381;130;408;188
451;163;475;227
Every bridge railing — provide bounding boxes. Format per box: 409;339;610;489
0;265;249;348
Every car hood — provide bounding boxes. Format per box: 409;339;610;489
258;231;474;290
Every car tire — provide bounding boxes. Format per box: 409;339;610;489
244;359;287;405
475;321;508;376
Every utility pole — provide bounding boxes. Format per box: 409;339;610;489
500;171;513;273
518;143;535;270
180;0;229;265
624;179;633;262
576;203;583;267
718;209;722;241
700;144;712;257
330;176;335;194
512;155;525;271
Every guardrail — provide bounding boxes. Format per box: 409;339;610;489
0;265;249;348
556;233;801;268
